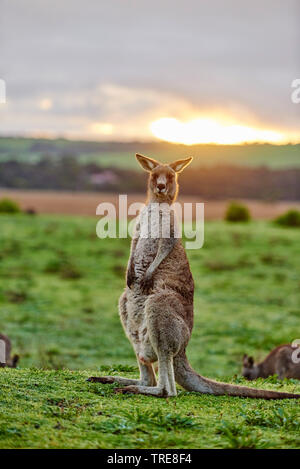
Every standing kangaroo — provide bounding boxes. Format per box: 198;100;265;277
88;154;300;399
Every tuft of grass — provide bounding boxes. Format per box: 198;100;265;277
217;421;268;449
241;407;300;430
4;289;28;304
99;364;138;373
44;257;82;279
274;210;300;228
37;346;67;370
90;409;198;435
121;409;200;430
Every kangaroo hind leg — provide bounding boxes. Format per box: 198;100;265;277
88;361;156;386
115;353;176;397
115;293;187;397
88;290;157;386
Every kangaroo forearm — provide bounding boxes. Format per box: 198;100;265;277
147;238;176;275
127;236;139;270
126;233;140;287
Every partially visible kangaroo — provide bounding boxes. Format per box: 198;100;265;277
243;345;300;381
0;334;19;368
88;154;300;399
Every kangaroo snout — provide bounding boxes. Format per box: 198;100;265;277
157;183;166;192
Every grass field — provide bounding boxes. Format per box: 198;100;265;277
1;136;300;169
0;214;300;448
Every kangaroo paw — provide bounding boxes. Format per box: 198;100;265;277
87;376;115;384
140;274;154;295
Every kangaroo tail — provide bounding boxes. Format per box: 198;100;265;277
174;352;300;399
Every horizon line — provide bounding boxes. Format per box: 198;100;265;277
0;134;300;147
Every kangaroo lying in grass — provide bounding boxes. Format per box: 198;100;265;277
89;154;300;399
243;345;300;381
0;334;19;368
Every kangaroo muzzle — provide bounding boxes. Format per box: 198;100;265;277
156;175;167;193
157;183;166;193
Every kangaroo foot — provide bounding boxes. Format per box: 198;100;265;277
115;386;140;394
87;376;115;383
87;375;141;386
114;385;176;398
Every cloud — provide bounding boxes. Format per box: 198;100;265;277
0;84;196;140
1;0;299;141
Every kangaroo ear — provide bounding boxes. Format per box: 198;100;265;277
135;154;160;172
243;354;254;367
169;157;193;173
248;356;254;367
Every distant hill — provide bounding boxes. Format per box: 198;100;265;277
0;152;300;200
0;136;299;169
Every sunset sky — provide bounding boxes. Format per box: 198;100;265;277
1;0;299;144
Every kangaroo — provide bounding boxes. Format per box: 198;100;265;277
88;154;300;399
243;345;300;381
0;334;19;368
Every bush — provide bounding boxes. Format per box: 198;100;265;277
225;202;251;222
0;198;21;214
274;209;300;227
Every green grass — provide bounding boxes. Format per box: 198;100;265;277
1;136;300;169
77;145;300;170
0;214;300;448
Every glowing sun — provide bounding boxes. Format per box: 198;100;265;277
150;117;284;145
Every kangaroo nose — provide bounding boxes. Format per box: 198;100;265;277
157;183;165;191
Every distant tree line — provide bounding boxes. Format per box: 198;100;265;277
0;157;299;200
0;157;146;193
179;165;300;200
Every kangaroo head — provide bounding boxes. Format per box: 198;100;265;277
136;153;193;203
242;354;258;380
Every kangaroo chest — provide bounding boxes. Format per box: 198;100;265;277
133;204;165;280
